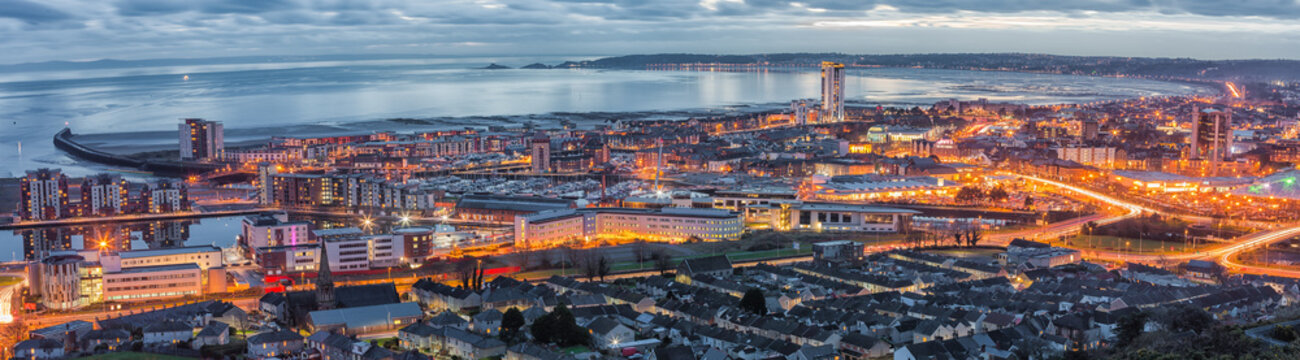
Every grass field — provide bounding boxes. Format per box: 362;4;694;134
0;275;20;287
76;353;192;360
1063;235;1211;254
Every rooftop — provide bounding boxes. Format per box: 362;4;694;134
119;245;220;259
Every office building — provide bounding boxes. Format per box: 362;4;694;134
820;61;845;123
102;264;202;302
775;203;918;233
179;118;224;161
514;207;744;249
20;169;69;221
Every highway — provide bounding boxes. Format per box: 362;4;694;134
1012;173;1300;275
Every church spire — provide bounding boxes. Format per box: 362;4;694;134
316;245;336;309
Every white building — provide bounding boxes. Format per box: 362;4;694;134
1057;147;1122;169
314;227;406;272
103;263;202;302
515;207;744;248
775;202;918;233
102;245;224;272
241;213;310;260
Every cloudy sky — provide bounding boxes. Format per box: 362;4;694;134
3;0;1300;65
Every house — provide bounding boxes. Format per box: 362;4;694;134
412;278;482;312
586;316;636;349
506;343;573;360
1185;260;1225;281
193;321;231;349
14;339;64;359
442;327;508;359
428;311;470;329
207;301;251;331
481;287;534;311
399;322;442;352
648;345;697;360
81;329;131;352
260;292;288;319
791;344;838;360
142;321;194;346
676;255;734;284
838;332;891;360
29;320;93;343
247;329;306;358
911;320;955;344
472;309;504;335
308;330;398;360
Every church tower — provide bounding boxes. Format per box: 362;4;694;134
316;246;336;309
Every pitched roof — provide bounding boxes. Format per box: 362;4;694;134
678;255;732;275
144;321;192;333
248;329;303;345
197;321;230;337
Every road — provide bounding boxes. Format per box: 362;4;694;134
1011;173;1300;275
984;173;1149;248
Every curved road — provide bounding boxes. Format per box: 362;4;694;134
1013;173;1300;275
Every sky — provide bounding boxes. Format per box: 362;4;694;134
3;0;1300;65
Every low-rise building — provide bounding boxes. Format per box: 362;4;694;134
247;329;305;358
307;302;424;336
102;263;202;302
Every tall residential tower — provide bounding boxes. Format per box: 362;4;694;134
179;118;224;161
820;61;845;123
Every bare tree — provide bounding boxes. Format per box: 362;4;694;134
561;246;582;270
966;228;983;247
597;256;612;282
652;250;673;275
632;240;649;267
581;251;600;281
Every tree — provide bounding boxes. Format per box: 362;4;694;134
987;186;1009;201
501;308;526;343
531;304;590;347
956;186;984;203
632;240;649;266
652;250;673;275
965;228;983;247
596;256;611;282
740;288;767;315
1115;312;1147;348
1152;304;1213;334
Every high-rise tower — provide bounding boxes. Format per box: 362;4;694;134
820;61;845;123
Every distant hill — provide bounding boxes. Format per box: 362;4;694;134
482;63;512;70
521;63;551;69
549;53;1300;81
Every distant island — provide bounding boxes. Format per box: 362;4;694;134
542;53;1300;82
481;63;512;70
521;63;551;69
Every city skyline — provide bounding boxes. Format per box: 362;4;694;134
5;0;1300;65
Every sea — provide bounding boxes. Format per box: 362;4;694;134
0;55;1215;178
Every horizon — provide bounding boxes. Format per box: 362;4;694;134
5;51;1300;69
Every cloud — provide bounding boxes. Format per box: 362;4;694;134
0;0;76;24
3;0;1300;65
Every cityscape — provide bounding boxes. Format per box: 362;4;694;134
5;1;1300;360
